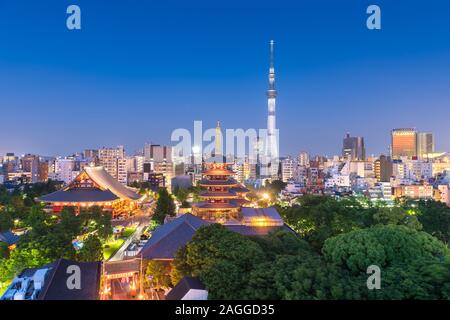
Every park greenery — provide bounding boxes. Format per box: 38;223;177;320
171;195;450;300
0;183;115;288
151;187;176;224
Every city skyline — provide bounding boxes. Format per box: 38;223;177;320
1;1;450;156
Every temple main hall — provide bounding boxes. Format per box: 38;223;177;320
36;166;142;217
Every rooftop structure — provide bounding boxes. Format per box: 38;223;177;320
140;214;209;260
1;259;101;300
166;276;208;300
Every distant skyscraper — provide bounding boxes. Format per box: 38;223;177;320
265;40;279;179
416;132;434;159
391;128;417;159
342;133;365;161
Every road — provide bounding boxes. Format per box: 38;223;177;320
109;223;147;261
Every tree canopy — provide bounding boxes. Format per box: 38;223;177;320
152;188;176;224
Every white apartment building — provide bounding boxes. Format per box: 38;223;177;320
48;158;76;184
98;146;127;185
281;157;296;182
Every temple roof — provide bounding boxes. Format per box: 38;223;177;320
37;188;119;203
225;225;286;236
37;166;141;203
83;166;141;201
241;207;284;226
140;214;209;260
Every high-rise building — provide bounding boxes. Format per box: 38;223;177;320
281;157;295;182
21;154;40;183
143;144;174;188
265;40;279;179
342;133;365;161
374;155;393;182
49;158;76;184
297;151;310;167
83;149;98;160
391;128;417;159
416;132;434;159
98;146;127;185
144;144;172;163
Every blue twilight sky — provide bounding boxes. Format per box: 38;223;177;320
0;0;449;157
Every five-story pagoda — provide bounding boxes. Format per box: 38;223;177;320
193;156;245;223
192;122;249;223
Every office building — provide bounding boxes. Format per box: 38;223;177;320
391;128;417;159
342;133;365;161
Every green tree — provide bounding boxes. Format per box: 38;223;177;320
322;224;449;274
173;224;266;299
78;235;103;262
145;260;171;290
173;186;189;203
59;207;81;238
25;205;50;238
0;246;52;283
152;188;176;224
97;212;113;240
170;245;191;286
416;200;450;244
0;242;9;259
273;255;360;300
279;195;365;250
373;206;422;230
0;210;13;231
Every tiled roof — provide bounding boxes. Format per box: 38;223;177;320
140;214;209;260
166;277;206;300
84;166;141;201
38;259;101;300
36;188;118;203
0;231;19;245
36;166;141;203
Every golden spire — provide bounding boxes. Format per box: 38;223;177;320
215;121;222;156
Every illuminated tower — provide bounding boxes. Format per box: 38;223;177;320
266;40;279;178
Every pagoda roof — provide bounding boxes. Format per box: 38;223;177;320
199;191;237;198
229;186;250;193
198;179;238;186
203;169;235;176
